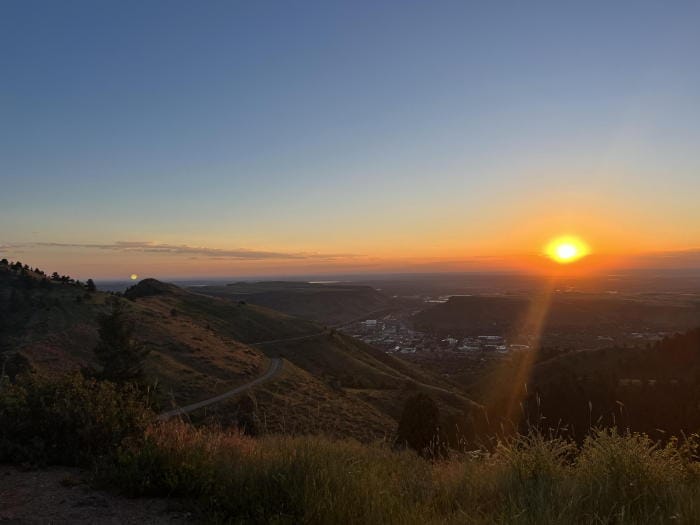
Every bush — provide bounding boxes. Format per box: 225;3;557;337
395;393;446;457
0;373;153;465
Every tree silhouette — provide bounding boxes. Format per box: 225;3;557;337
86;279;97;292
9;289;23;312
395;393;445;457
20;270;35;290
94;299;150;383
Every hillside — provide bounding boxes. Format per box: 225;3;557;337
0;261;477;441
414;293;700;336
465;328;700;442
0;269;271;407
192;281;391;325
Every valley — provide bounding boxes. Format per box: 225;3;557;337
0;261;477;441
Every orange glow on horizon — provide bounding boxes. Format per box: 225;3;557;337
5;233;697;280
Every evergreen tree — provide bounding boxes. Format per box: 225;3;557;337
9;289;23;312
86;279;97;292
94;299;149;383
395;393;445;457
20;270;35;289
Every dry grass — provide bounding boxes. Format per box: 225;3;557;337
104;420;700;525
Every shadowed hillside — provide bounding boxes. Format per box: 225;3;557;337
414;293;700;336
465;328;700;443
193;281;391;325
0;260;477;441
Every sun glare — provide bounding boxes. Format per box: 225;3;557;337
546;236;590;264
130;273;139;280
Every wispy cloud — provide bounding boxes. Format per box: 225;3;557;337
1;241;355;261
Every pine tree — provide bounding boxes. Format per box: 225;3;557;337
9;289;23;312
94;299;149;383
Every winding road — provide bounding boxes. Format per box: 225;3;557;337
157;307;398;419
158;357;283;420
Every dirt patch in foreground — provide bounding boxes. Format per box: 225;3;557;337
0;465;192;524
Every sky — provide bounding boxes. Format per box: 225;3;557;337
2;1;700;279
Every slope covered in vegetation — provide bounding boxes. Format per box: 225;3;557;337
0;259;474;440
466;328;700;443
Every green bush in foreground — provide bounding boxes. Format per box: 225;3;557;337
0;373;152;465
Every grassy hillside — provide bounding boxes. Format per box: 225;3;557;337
198;363;398;441
0;268;275;402
0;261;476;441
193;281;391;325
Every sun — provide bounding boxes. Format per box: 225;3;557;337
130;273;139;280
545;236;590;264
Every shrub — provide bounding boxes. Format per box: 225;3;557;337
0;373;153;465
395;393;446;457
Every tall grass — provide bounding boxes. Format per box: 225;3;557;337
102;421;700;524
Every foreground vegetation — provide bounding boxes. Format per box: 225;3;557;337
2;374;700;524
108;422;700;524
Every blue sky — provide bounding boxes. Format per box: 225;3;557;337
2;1;700;278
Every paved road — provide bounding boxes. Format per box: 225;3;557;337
252;332;323;347
157;307;397;419
157;358;283;420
